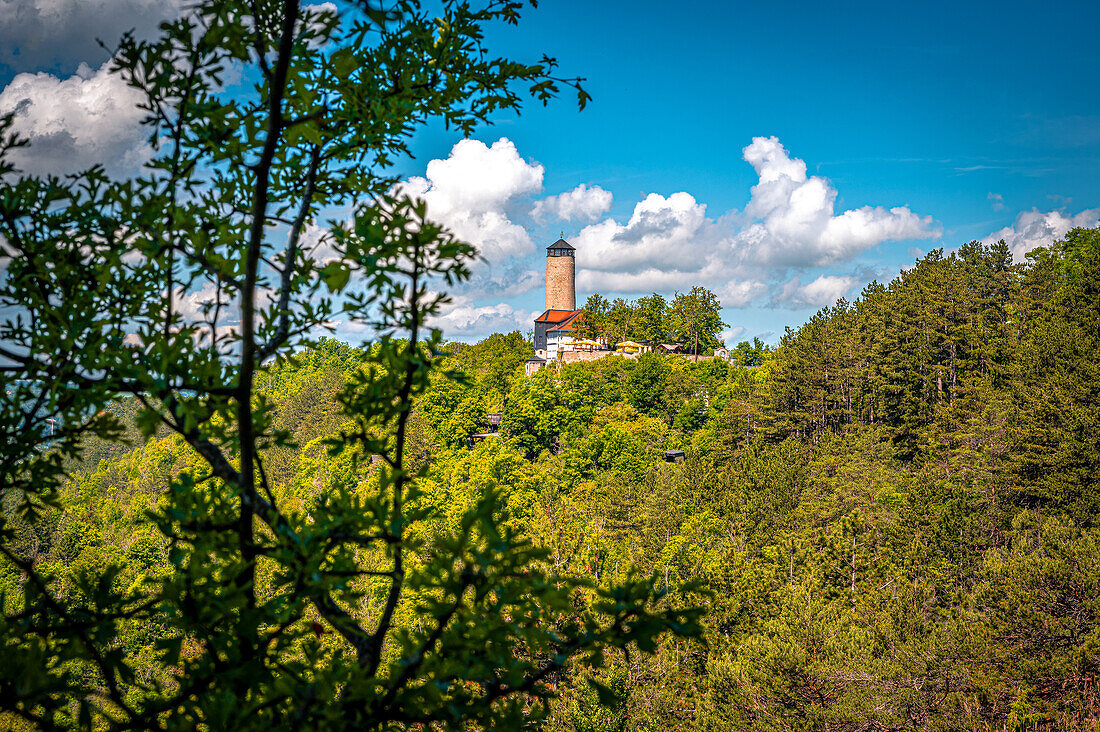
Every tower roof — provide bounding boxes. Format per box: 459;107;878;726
547;238;575;251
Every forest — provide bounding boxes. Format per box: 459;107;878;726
5;228;1099;730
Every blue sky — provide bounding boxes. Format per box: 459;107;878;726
476;0;1100;220
405;0;1100;342
2;0;1098;344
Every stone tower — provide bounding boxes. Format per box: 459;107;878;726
544;238;576;311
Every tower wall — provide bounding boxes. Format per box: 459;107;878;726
545;254;576;311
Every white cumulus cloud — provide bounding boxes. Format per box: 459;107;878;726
395;138;543;264
0;61;150;177
531;183;612;223
735;136;938;267
719;326;746;344
428;296;535;341
982;207;1100;261
575;192;709;273
773;274;859;309
570;137;936;303
718;279;769;308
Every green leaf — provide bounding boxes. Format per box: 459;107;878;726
320;262;351;293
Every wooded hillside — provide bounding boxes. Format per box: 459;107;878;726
5;229;1099;730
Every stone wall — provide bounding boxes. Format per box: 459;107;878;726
561;349;632;364
526;349;721;374
559;350;716;365
544;255;575;311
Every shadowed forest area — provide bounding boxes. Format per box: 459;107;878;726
6;228;1099;730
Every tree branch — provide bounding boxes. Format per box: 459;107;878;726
257;143;322;363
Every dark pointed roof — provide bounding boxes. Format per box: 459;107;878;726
547;238;575;251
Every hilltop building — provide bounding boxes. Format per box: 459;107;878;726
530;238;582;365
525;236;732;375
534;309;583;361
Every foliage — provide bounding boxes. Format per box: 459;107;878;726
575;293;612;343
733;337;769;367
0;1;696;728
3;6;1099;726
669;286;727;356
574;288;727;352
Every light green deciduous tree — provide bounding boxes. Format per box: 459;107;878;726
670;286;727;356
0;1;695;727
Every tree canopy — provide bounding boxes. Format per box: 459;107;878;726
574;287;727;352
669;286;726;356
5;224;1100;729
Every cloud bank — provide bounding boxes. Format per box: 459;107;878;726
382;135;945;340
0;61;150;177
572;136;938;305
0;0;185;73
773;274;860;309
982;207;1100;260
428;296;535;339
735;137;936;267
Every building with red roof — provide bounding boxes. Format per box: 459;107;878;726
533;307;583;361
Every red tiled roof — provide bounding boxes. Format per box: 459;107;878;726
535;308;582;324
546;310;584;333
